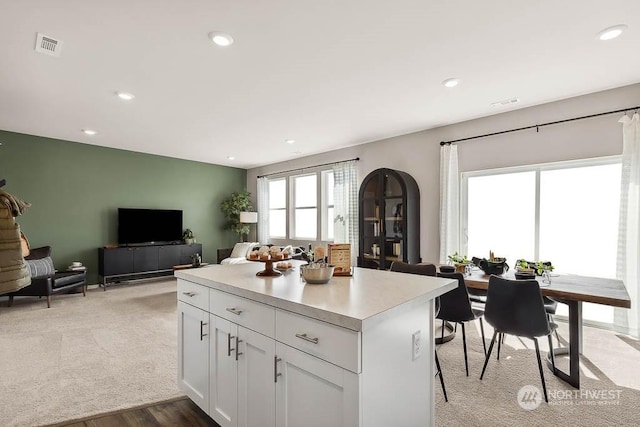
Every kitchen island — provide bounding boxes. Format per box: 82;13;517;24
175;261;456;427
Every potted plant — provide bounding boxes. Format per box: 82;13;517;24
448;252;470;274
183;228;195;245
534;261;554;275
220;190;253;240
516;259;535;273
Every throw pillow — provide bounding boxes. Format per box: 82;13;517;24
25;256;55;277
230;242;254;258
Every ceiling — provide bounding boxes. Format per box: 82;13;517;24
1;1;639;169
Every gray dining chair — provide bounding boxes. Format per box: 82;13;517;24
480;275;557;402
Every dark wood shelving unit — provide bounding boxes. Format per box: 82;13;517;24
358;168;420;270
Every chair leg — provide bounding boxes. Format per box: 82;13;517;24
479;317;487;356
46;295;51;308
82;286;86;297
497;333;502;360
548;314;561;344
434;349;448;402
8;296;14;307
461;322;469;376
547;333;556;373
533;338;549;403
441;320;445;342
480;330;498;380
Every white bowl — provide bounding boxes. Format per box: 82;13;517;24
72;261;82;267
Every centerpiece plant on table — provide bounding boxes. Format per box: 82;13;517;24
448;252;471;274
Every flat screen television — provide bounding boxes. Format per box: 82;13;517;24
118;208;183;245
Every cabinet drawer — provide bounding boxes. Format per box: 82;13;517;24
210;289;275;337
177;280;209;312
276;309;361;373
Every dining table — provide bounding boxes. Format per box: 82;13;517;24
463;270;631;389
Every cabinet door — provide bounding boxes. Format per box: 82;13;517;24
177;301;209;412
275;343;359;427
237;327;276;427
101;247;134;276
159;245;181;269
210;315;238;427
181;244;202;264
133;246;159;272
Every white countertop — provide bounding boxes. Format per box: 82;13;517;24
175;261;456;331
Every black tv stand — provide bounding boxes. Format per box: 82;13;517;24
98;243;202;289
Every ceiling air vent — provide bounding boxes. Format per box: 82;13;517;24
490;97;520;108
35;33;63;57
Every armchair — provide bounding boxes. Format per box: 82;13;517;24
6;246;86;308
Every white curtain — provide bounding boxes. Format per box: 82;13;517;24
257;176;269;244
333;160;359;266
615;113;640;338
439;144;460;263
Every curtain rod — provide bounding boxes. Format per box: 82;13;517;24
257;157;359;178
440;105;640;146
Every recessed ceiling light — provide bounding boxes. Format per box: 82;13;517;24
285;139;295;144
227;156;235;160
116;92;135;100
209;31;234;47
82;129;97;135
597;24;628;41
442;78;460;88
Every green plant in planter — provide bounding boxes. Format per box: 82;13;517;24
220;190;253;238
516;259;534;272
448;252;470;265
534;261;554;275
183;228;195;244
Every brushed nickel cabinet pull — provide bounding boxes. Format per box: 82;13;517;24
228;333;235;357
226;307;243;316
235;336;243;361
182;292;196;297
200;321;208;341
295;333;319;344
274;356;282;383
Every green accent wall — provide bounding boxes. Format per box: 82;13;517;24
0;130;246;285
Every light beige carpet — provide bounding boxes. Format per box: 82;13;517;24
0;280;184;427
435;321;640;426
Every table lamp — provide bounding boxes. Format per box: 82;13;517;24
239;211;258;242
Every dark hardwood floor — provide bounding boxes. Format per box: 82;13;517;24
47;397;220;427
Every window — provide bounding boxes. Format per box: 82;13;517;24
293;174;317;239
268;179;286;238
463;157;621;325
266;169;334;243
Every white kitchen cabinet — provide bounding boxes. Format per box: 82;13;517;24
209;314;277;427
177;300;209;412
275;342;358;427
176;265;455;427
209;315;238;427
237;326;276;427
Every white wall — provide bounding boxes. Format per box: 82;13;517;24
247;83;640;263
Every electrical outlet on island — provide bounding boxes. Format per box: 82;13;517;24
412;330;422;360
